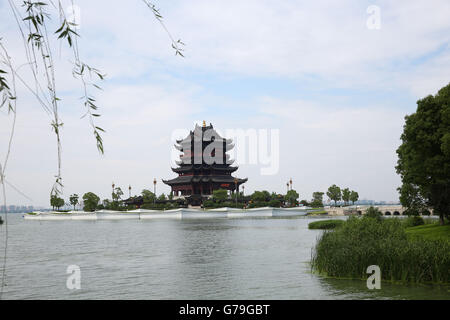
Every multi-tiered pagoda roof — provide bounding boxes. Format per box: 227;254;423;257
163;122;247;203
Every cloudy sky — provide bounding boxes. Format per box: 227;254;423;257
1;0;449;206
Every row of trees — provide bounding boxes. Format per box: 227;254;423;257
202;189;300;209
50;192;99;212
326;185;359;207
50;185;358;211
50;188;175;212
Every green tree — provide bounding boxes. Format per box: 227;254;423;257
285;189;299;207
251;191;266;202
141;189;156;204
398;183;426;216
50;194;64;211
212;189;228;202
396;83;450;225
365;206;382;220
102;199;111;209
261;190;271;201
82;192;100;212
327;184;341;206
311;192;324;207
158;193;167;201
268;199;281;207
112;187;123;202
342;188;350;206
349;190;359;205
50;194;57;210
69;194;79;210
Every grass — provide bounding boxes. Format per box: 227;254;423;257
308;219;345;230
307;210;328;215
311;216;450;284
406;223;450;241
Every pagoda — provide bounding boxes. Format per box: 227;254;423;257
163;121;247;205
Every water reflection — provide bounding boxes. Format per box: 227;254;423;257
318;276;450;300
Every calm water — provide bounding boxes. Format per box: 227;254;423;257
0;214;449;299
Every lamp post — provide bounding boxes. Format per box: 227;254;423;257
286;182;289;193
289;178;293;190
234;178;238;206
128;185;131;198
153;178;157;204
112;182;115;201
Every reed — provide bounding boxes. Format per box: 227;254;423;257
308;219;344;230
311;216;450;284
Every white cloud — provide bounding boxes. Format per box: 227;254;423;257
1;0;449;206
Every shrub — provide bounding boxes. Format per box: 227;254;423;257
308;219;345;230
203;200;218;208
247;201;268;208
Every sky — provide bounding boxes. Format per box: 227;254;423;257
0;0;449;206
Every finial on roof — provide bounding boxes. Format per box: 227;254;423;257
203;120;206;127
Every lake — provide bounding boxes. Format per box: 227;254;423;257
0;214;448;299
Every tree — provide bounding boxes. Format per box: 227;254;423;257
50;194;64;211
327;184;341;206
102;199;111;208
142;189;156;204
398;183;426;216
300;200;309;206
268;199;281;207
50;194;57;210
342;188;350;206
69;194;79;210
365;206;382;220
56;197;65;210
112;187;123;202
396;83;450;225
285;189;299;207
261;190;271;201
0;2;184;203
158;193;167;201
349;191;359;206
213;189;228;202
311;192;324;207
82;192;100;212
251;191;266;202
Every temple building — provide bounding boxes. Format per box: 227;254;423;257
163;121;247;205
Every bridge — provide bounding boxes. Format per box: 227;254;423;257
325;205;433;216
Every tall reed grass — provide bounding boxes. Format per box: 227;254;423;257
311;216;450;284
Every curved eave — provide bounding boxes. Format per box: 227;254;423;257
171;165;239;173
